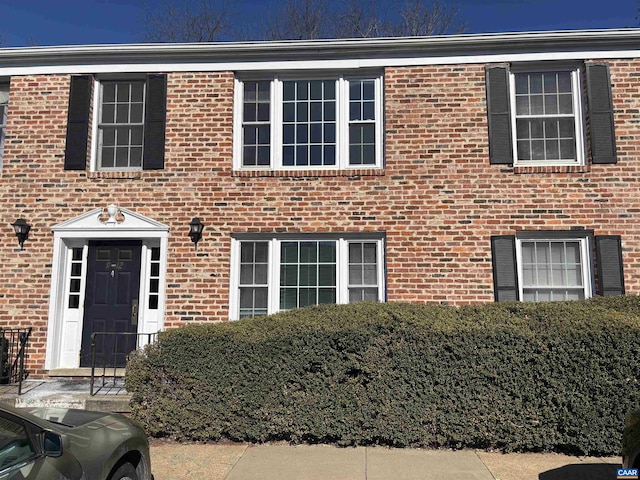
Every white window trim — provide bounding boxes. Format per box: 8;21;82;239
233;74;384;171
515;235;593;302
509;65;586;167
229;234;386;320
90;76;147;173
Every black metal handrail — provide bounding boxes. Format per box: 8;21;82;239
90;331;158;396
0;327;32;395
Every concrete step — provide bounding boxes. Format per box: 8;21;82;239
0;379;132;413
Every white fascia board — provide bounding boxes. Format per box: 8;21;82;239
0;29;639;76
0;49;639;77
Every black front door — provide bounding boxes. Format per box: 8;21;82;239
80;240;142;367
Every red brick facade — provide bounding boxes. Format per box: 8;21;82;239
0;35;639;375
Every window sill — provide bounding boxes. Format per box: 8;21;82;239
513;164;591;174
232;168;385;178
87;171;144;180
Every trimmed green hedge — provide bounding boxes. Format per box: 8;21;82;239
126;296;640;455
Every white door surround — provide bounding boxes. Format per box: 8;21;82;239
45;206;169;370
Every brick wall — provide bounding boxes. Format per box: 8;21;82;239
0;59;639;375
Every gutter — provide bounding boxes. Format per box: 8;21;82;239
0;29;638;68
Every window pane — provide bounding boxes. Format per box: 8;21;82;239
299;265;317;286
103;83;116;102
102;104;115;123
299;242;317;262
257;103;269;122
299;288;316;307
280;288;298;310
520;240;585;302
318;265;336;286
101;147;115;168
69;295;80;309
363;265;377;284
530;74;543;94
149;295;158;310
349;265;362;284
318;288;336;304
240;264;254;284
281;265;298;286
71;263;82;276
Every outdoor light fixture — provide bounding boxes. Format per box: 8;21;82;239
188;217;204;250
11;218;31;250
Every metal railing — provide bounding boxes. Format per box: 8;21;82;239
90;331;158;396
0;327;32;395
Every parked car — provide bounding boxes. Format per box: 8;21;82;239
0;403;151;479
623;409;640;469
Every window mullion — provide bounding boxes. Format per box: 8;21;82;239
272;79;282;170
572;69;585;165
337;238;347;304
269;238;280;315
337;77;347;170
375;76;383;168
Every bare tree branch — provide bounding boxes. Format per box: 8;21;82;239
261;0;331;40
392;0;467;37
143;0;234;43
334;0;467;39
142;0;467;42
333;0;390;38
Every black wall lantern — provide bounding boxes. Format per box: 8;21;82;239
11;218;31;250
188;218;204;250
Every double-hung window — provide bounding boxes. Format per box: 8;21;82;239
516;236;591;301
65;74;166;172
96;80;146;170
487;63;616;166
511;68;584;165
235;75;383;170
491;231;625;302
231;235;385;319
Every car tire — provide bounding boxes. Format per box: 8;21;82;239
108;461;138;480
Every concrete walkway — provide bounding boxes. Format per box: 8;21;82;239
0;380;623;480
149;442;621;480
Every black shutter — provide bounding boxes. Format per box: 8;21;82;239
586;63;617;164
143;74;167;170
64;75;92;170
486;65;513;165
491;235;519;302
595;235;625;296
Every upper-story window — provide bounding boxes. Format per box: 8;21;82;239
234;75;383;171
64;74;167;172
512;69;584;165
0;82;9;170
486;63;616;167
97;80;146;170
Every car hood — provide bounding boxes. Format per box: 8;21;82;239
24;407;120;428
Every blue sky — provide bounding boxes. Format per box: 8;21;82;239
0;0;636;47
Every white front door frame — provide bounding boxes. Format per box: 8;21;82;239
45;206;169;370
